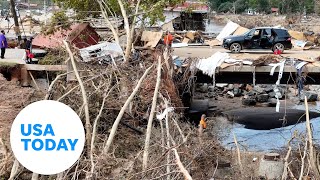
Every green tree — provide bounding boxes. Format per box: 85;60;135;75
248;0;258;9
235;0;249;13
305;0;315;13
218;2;233;12
54;0;121;18
208;0;223;11
257;0;270;13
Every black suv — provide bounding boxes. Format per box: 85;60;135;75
223;27;292;53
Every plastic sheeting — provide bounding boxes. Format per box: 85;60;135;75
196;52;230;87
216;21;239;42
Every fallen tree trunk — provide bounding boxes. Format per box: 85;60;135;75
142;57;162;171
63;40;92;156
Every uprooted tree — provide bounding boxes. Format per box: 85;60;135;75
54;0;185;61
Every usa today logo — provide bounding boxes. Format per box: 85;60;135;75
10;100;85;175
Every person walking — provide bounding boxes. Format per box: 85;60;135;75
0;30;8;59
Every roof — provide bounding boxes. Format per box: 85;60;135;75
164;1;209;13
33;23;99;49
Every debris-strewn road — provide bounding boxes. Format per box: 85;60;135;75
173;46;320;60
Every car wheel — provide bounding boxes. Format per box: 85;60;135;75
230;43;241;53
273;43;285;53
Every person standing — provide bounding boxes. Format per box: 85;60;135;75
0;30;8;59
164;31;173;47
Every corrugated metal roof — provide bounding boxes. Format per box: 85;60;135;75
32;23;99;49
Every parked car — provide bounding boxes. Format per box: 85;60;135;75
223;27;292;53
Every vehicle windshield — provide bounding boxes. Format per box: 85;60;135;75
244;29;255;36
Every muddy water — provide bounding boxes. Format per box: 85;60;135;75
205;19;225;34
214;103;320;152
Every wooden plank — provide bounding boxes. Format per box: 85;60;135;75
23;64;67;71
67;60;76;81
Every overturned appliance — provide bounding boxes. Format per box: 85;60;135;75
79;42;124;64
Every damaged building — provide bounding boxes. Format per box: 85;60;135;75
139;1;209;31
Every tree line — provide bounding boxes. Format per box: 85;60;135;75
208;0;319;14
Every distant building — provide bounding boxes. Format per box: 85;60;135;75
165;1;209;31
271;8;279;15
136;1;209;31
246;8;257;15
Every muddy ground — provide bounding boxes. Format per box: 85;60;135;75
0;75;35;140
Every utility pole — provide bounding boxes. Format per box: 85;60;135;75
10;0;21;45
44;0;47;25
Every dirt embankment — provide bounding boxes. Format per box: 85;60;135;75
0;74;44;142
212;14;320;33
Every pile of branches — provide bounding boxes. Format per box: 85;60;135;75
44;45;189;179
253;54;282;66
3;39;231;179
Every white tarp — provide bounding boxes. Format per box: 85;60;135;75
216;21;239;42
79;42;124;62
196;52;230;87
196;52;230;76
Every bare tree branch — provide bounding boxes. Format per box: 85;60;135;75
143;57;162;170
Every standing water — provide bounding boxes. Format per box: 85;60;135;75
215;103;320;152
204;19;224;34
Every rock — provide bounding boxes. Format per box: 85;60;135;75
300;91;318;102
207;92;215;98
233;88;242;97
208;86;215;92
256;94;269;103
216;83;228;88
246;90;257;96
268;91;276;98
199;83;208;93
245;84;253;91
253;86;265;94
226;91;234;98
239;84;245;89
227;84;234;90
242;98;256;106
264;85;274;93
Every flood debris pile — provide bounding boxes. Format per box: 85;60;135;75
195;50;320;107
11;46;233;180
